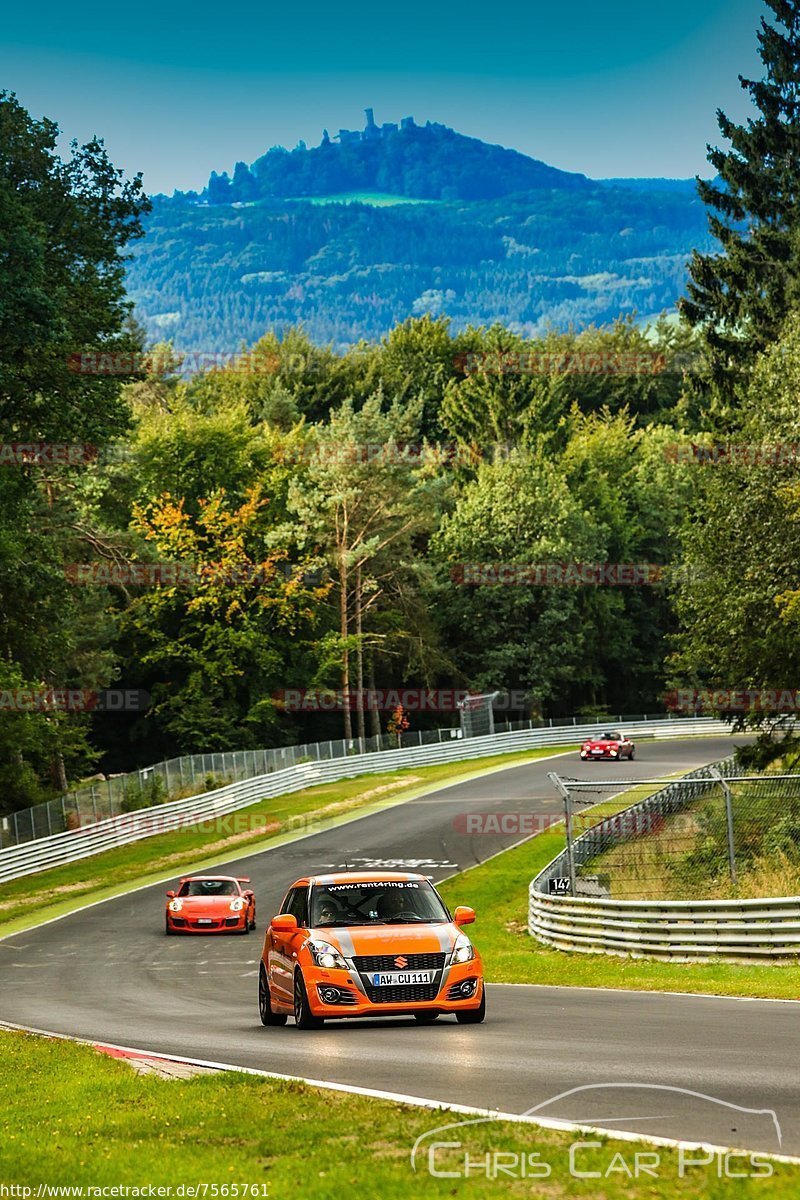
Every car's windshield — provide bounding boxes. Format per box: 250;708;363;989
309;881;449;926
178;879;238;897
601;732;622;741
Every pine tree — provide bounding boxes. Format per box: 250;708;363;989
681;1;800;379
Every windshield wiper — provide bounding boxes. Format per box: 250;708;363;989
379;916;427;923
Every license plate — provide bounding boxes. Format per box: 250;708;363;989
196;918;213;925
371;970;434;986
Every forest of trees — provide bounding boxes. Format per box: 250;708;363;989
128;183;713;351
4;0;800;811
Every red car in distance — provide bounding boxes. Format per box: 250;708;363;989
165;875;256;934
579;731;635;762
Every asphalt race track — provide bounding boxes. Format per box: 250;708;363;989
2;736;796;1157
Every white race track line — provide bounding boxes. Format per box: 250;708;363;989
491;981;800;1007
1;1018;797;1166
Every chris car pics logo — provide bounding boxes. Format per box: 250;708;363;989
410;1084;781;1182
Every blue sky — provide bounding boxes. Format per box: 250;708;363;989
1;0;764;194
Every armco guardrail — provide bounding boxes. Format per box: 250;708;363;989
529;757;800;962
0;717;727;885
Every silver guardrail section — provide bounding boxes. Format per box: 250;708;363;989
0;717;727;884
529;756;800;962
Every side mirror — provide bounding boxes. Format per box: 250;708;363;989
166;890;176;899
454;905;475;927
271;913;298;933
244;890;254;899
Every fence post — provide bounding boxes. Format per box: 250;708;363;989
549;772;577;894
710;767;737;886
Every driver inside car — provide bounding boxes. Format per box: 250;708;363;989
315;898;343;925
376;888;411;920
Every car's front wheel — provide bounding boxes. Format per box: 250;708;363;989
165;916;174;936
259;966;287;1026
455;988;486;1024
629;747;635;760
293;970;324;1029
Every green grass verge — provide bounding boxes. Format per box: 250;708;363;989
0;1029;794;1195
438;796;800;1001
0;747;574;939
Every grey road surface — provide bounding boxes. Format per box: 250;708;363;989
3;736;795;1157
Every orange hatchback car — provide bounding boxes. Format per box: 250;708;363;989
258;871;485;1028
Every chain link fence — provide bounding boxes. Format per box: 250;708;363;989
544;760;800;901
0;728;465;850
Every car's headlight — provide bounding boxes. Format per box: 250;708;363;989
168;899;183;912
230;898;245;912
308;940;348;970
449;933;475;965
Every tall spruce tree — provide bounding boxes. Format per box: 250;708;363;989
681;1;800;380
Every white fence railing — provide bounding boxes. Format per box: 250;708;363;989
529;756;800;962
0;717;728;885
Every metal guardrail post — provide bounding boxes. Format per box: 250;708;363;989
710;766;737;887
548;771;577;894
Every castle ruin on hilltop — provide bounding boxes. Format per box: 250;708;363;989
323;109;416;146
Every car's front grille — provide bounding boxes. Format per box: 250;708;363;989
363;982;440;1004
353;952;446;973
170;917;186;927
190;919;222;929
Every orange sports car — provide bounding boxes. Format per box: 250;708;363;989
165;875;256;935
258;871;485;1028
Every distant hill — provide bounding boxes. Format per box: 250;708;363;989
129;115;714;352
599;177;699;194
202;111;592;204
